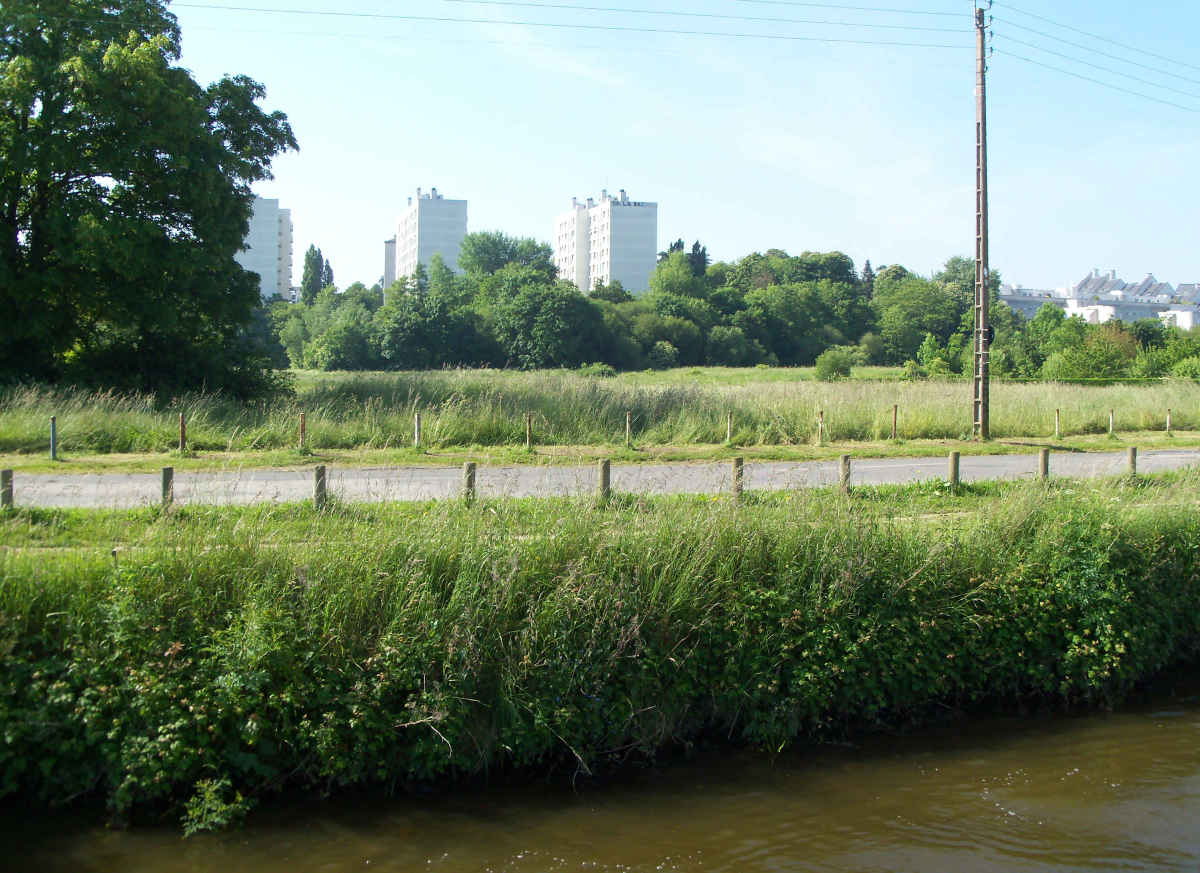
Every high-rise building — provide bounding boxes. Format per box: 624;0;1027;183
383;236;396;289
394;187;468;279
553;189;657;293
235;196;292;300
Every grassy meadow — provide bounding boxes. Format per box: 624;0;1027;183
3;472;1200;829
1;369;1198;471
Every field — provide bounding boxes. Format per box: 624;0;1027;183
2;368;1199;472
3;471;1200;829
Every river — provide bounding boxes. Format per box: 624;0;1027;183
5;676;1199;872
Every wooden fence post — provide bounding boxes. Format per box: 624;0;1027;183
1039;448;1049;481
948;451;960;494
598;459;611;501
1054;408;1060;440
299;412;307;451
892;404;898;440
731;457;743;502
839;454;851;493
313;465;326;510
50;415;57;461
462;461;476;501
178;412;186;452
161;467;174;508
726;411;733;444
1167;408;1172;436
525;412;533;450
1128;446;1137;477
817;410;825;444
1;469;12;509
413;412;422;448
625;410;632;448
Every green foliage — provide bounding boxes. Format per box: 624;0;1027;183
0;0;296;396
578;362;617;378
459;231;556;280
814;348;853;381
647;340;680;370
1170;357;1200;379
183;777;254;835
3;479;1200;826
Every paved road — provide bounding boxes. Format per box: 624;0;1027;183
6;449;1200;509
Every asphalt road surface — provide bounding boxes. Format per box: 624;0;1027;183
6;449;1200;509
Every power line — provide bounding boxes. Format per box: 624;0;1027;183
994;49;1200;114
442;0;970;33
170;3;969;48
735;0;962;16
993;16;1200;89
995;32;1200;101
994;1;1200;75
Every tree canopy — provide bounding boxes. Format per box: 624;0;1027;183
0;0;296;394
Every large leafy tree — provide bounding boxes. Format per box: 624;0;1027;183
0;0;296;392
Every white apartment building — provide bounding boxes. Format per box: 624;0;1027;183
236;196;293;300
554;189;657;293
383;236;396;289
394;187;468;279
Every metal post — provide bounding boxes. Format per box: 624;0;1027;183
731;457;744;502
414;412;422;448
598;459;611;501
1128;446;1137;477
1;469;12;509
50;415;57;461
625;410;632;447
972;6;991;441
299;412;307;450
892;404;898;440
1038;448;1049;481
161;467;174;508
839;454;851;493
462;461;476;501
178;412;186;452
949;451;960;494
1054;408;1060;440
525;412;532;450
313;465;326;510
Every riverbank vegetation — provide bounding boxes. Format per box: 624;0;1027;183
3;472;1200;830
3;371;1199;463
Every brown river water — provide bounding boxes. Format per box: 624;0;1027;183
4;677;1199;873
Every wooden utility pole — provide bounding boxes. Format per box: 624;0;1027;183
973;5;991;440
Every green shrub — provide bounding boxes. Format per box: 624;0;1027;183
814;348;853;381
578;362;617;378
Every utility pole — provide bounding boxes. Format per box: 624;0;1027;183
973;4;991;440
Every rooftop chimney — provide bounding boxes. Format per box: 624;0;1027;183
416;187;422;200
619;188;627;203
431;187;439;199
601;188;608;200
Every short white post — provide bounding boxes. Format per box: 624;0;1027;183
1109;409;1114;437
414;412;422;448
598;459;611;501
50;415;58;461
948;451;960;494
1166;408;1172;436
1054;408;1060;440
625;410;632;447
1039;448;1049;481
161;467;174;508
1128;446;1137;477
839;454;851;493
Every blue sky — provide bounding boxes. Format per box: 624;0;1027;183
171;0;1200;291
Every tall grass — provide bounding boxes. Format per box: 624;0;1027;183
2;370;1198;454
3;476;1200;828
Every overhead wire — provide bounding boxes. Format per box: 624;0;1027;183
440;0;970;33
995;33;1200;101
734;0;962;16
993;49;1200;114
170;3;970;48
992;16;1200;88
994;1;1200;75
